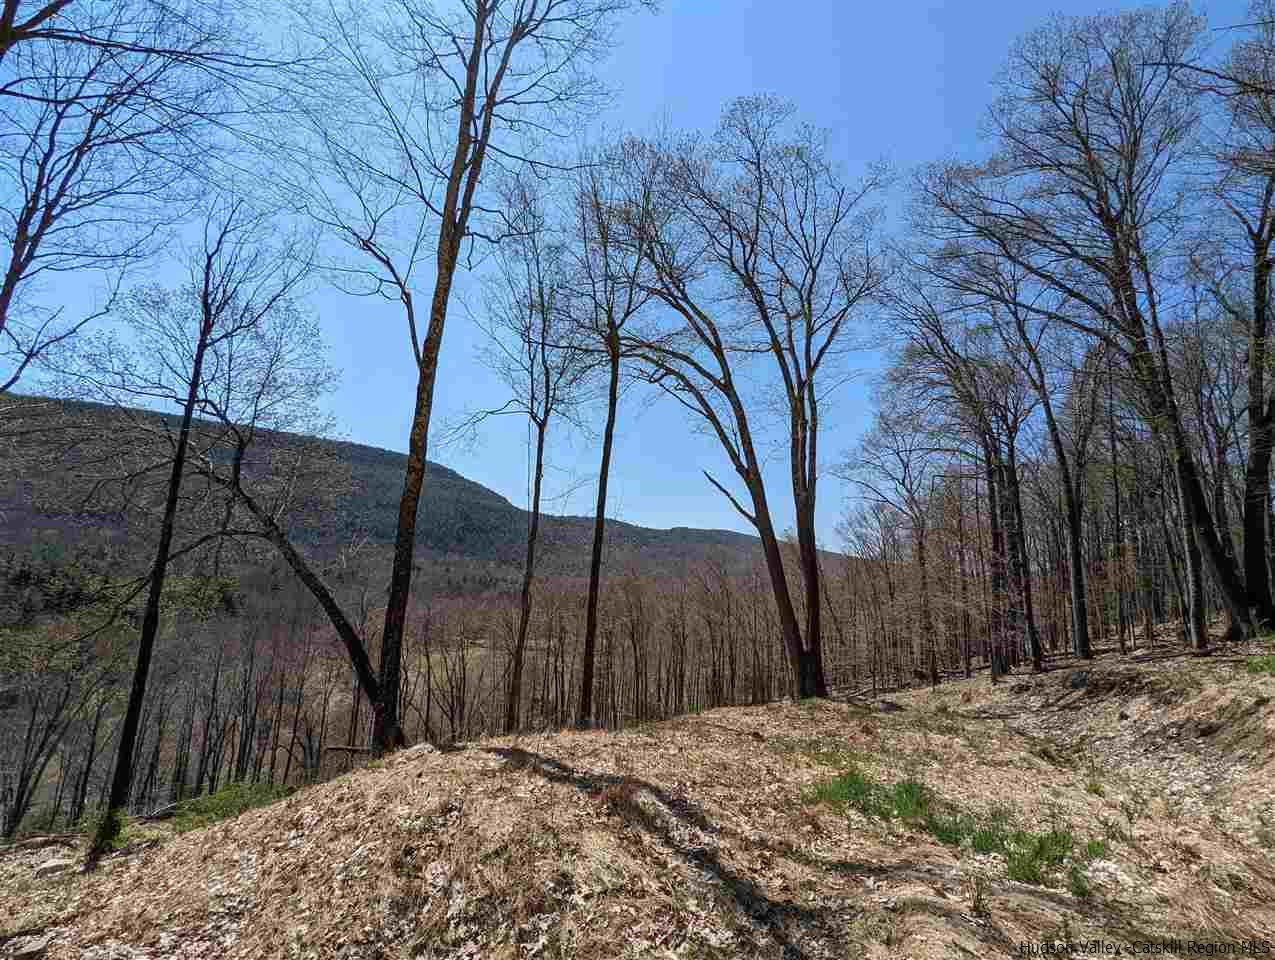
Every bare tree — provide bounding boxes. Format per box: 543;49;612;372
846;406;945;684
0;0;302;396
80;201;309;865
568;140;653;727
914;4;1252;643
288;0;654;751
0;12;200;392
468;184;585;733
0;0;281;66
623;98;885;697
878;287;1023;678
1193;4;1275;627
0;612;121;837
901;246;1104;661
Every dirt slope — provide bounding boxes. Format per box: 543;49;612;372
4;649;1275;959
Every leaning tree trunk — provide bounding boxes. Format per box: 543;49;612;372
88;324;210;867
223;470;385;725
750;487;818;698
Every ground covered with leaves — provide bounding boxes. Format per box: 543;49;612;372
4;645;1275;959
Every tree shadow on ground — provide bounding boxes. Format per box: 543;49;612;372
486;746;827;958
482;747;1036;957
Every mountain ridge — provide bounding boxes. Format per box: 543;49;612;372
3;397;765;581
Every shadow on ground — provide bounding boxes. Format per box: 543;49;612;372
481;746;1067;957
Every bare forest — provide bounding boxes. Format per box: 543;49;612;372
4;3;1275;952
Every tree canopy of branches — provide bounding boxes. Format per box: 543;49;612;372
621;97;886;697
287;0;655;751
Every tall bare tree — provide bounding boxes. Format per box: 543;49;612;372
470;185;585;733
569;141;653;727
624;98;885;697
914;4;1252;643
1193;3;1275;627
291;0;653;750
81;201;308;865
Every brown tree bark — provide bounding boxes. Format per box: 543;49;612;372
578;340;621;727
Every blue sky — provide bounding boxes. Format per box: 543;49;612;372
46;0;1250;547
317;0;1246;548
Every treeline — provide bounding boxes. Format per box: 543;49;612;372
842;2;1275;679
1;551;821;837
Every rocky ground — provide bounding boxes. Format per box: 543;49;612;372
3;642;1274;959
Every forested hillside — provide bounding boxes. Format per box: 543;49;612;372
5;0;1275;954
2;399;764;577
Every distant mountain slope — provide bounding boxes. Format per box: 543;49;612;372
319;430;763;575
3;398;763;579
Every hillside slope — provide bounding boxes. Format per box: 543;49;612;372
4;648;1275;959
3;398;764;579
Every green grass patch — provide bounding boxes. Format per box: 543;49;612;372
805;766;936;824
806;766;893;817
1005;826;1075;885
806;766;1103;892
80;808;136;852
1068;863;1092;898
1246;655;1275;676
171;781;293;833
969;806;1014;853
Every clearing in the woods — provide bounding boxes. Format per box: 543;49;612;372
3;645;1275;959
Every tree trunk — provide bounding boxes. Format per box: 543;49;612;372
1136;341;1251;638
374;258;456;753
232;483;385;731
88;322;210;867
1006;450;1044;671
505;418;547;734
915;524;938;685
1065;491;1091;659
578;342;620;727
750;487;816;698
1109;377;1129;655
1245;245;1275;626
1179;469;1208;652
984;452;1008;682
